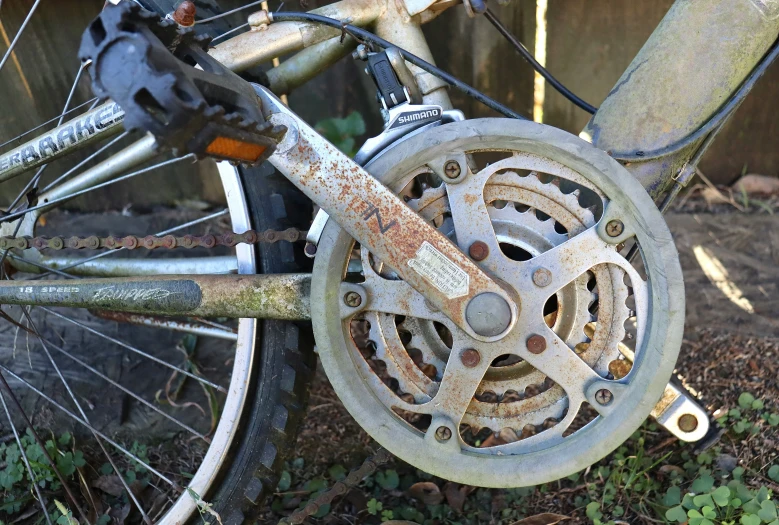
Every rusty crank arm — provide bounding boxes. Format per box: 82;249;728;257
257;85;517;341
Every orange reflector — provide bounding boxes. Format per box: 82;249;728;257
206;136;267;163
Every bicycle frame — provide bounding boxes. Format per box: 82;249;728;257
1;0;777;441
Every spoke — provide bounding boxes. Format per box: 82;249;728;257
41;307;228;393
0;390;53;525
0;369;88;522
42;336;212;442
7;252;76;278
210;22;249;44
0;364;179;488
0;98;98;152
27;209;229;280
17;309;153;524
1;154;196;225
196;1;264;24
0;0;43;75
40;131;130;193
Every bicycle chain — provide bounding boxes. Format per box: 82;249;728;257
0;229;306;251
278;447;393;525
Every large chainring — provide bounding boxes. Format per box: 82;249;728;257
311;119;684;487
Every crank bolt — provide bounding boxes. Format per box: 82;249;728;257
435;426;452;442
526;334;547;354
469;241;489;261
605;220;624;237
172;1;196;26
678;414;699;433
343;291;362;308
532;267;552;287
443;160;461;179
460;348;481;368
595;389;614;406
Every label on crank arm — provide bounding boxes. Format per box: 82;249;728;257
408;241;470;299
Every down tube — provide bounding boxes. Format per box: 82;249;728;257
582;0;779;199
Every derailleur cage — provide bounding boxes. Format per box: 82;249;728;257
79;1;285;165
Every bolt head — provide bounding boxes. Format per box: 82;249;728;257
526;334;547;354
468;241;489;261
304;243;317;257
443;160;461;179
343;291;362;308
532;267;552;287
435;426;452;442
678;413;699;433
460;348;481;368
606;219;624;237
172;1;196;26
595;388;614;406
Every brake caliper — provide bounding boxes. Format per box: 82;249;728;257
79;1;285;165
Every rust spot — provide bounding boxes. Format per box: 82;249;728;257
468;241;489;261
172;1;196;26
526;334;547;354
460;348;481;367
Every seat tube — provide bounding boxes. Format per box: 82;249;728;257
582;0;779;199
373;5;453;109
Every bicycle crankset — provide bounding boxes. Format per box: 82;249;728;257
310;118;690;487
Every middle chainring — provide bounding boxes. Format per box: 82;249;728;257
311;118;684;487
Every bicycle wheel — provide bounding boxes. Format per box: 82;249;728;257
0;1;314;523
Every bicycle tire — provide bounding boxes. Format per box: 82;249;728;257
131;2;317;521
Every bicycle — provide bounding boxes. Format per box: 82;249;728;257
0;0;776;522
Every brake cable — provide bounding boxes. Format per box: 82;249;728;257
270;11;528;120
483;8;597;115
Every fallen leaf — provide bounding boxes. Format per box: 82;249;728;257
444;482;475;512
109;504;131;525
509;513;570;525
92;475;125;497
407;482;443;505
733;174;779;195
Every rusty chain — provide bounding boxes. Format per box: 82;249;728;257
278;447;393;525
0;228;306;251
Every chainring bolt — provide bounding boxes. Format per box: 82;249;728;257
606;219;624;237
435;426;452;442
595;389;614;406
343;291;362;308
304;243;318;257
172;1;196;26
460;348;481;368
443;160;461;179
678;414;699;433
468;240;489;261
532;267;552;287
526;334;547;354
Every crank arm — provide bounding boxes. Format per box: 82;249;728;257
0;274;311;321
255;85;517;341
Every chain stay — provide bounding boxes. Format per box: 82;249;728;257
0;229;306;251
278;447;392;525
